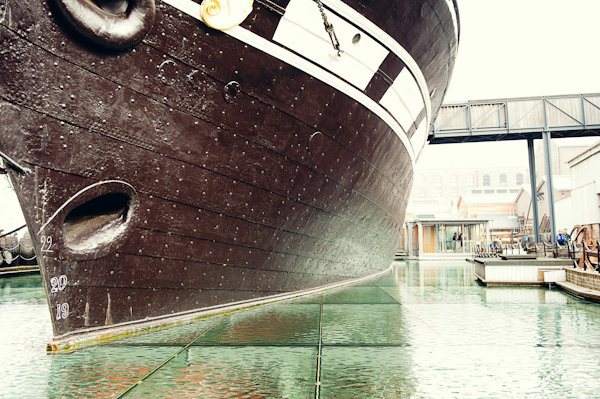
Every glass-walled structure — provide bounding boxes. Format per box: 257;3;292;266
400;218;490;258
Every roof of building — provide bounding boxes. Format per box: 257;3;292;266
568;138;600;166
458;192;519;206
536;175;571;192
477;213;519;230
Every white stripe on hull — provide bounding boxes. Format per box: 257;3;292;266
273;0;389;91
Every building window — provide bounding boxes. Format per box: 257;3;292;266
450;175;458;197
483;174;490;186
500;174;507;186
516;173;524;185
434;175;442;197
466;175;474;188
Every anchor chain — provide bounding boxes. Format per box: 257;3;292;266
313;0;343;56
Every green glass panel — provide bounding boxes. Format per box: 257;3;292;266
322;304;407;345
319;347;417;398
5;262;600;398
0;274;45;303
197;304;321;345
285;294;322;304
117;317;224;345
323;287;397;304
124;346;317;398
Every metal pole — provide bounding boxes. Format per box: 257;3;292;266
407;222;414;258
596;239;599;272
542;131;557;244
417;221;423;258
527;137;541;242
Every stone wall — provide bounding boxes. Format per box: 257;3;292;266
565;268;600;291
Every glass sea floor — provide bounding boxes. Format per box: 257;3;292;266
3;261;600;398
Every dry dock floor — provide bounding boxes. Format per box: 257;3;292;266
3;261;600;398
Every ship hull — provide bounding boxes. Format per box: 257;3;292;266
0;0;459;349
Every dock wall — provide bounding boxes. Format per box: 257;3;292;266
565;268;600;291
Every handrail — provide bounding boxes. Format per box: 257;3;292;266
431;93;600;144
473;239;599;273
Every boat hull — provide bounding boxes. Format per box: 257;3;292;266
0;0;458;349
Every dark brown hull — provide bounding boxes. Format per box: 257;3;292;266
0;0;459;349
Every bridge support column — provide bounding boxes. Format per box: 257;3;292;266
527;137;541;242
407;221;414;258
417;221;424;258
542;131;557;243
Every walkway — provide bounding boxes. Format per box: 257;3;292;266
431;93;600;144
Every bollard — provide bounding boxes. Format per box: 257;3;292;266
543;242;546;257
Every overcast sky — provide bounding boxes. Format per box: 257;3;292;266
418;0;600;169
446;0;600;101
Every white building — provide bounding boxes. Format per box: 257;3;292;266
556;140;600;226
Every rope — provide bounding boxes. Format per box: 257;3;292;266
1;252;38;265
0;224;27;239
0;254;38;265
0;242;37;263
17;254;38;261
1;245;20;251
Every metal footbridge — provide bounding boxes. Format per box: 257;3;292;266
430;93;600;144
428;93;600;243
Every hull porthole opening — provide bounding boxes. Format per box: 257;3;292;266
39;180;139;261
48;0;156;51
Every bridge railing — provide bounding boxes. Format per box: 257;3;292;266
432;93;600;142
473;240;600;272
